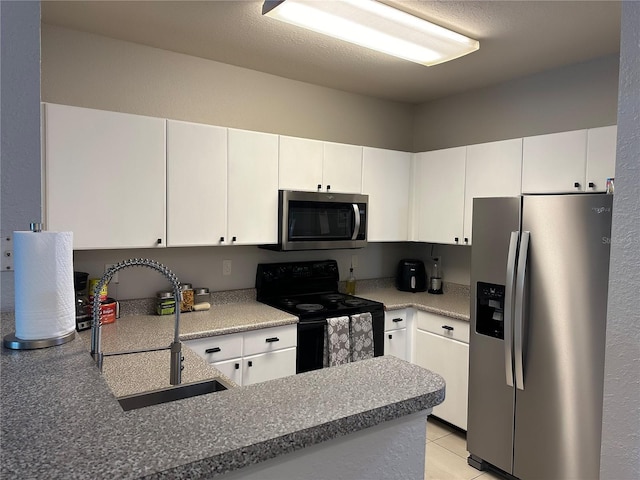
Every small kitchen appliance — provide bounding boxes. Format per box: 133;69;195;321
428;258;443;294
396;259;427;292
74;271;91;331
256;260;384;373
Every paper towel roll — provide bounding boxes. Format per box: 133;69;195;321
14;231;75;340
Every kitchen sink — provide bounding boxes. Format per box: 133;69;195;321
118;379;228;411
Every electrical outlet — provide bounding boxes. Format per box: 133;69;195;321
351;255;358;268
105;264;119;284
223;260;232;276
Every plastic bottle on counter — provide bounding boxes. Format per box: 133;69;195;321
346;267;357;295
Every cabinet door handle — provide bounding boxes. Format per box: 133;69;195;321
265;337;280;343
392;318;403;323
205;347;221;354
219;236;225;243
234;362;240;370
388;334;393;339
317;184;322;191
326;185;331;191
156;238;162;245
574;182;581;188
248;360;253;367
454;237;459;243
442;325;454;331
464;237;469;244
232;236;237;242
588;182;595;188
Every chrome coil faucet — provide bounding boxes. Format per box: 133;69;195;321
90;258;183;385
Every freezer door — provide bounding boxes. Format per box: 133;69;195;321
513;194;612;480
467;197;520;474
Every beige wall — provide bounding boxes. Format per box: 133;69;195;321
41;24;414;151
413;54;619;152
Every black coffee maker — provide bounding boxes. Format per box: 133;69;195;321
74;271;91;331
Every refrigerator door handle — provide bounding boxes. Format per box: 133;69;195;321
504;231;519;387
514;230;530;391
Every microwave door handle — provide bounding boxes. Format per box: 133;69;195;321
514;231;530;391
504;231;519;388
351;204;361;240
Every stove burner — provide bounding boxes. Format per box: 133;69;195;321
342;298;367;307
321;293;345;303
279;298;299;308
296;303;325;312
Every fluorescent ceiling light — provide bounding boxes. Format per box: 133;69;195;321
262;0;479;66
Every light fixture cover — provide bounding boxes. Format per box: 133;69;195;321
262;0;479;66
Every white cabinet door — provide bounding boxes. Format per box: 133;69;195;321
586;125;617;192
166;120;227;246
412;147;466;244
464;139;522;244
415;329;469;430
227;129;279;245
322;142;363;193
522;130;587;193
44;103;166;249
362;147;411;241
279;135;324;192
242;347;297;386
384;328;408;361
213;357;243;386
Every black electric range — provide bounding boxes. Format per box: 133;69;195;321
256;260;384;373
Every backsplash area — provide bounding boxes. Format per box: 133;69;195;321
72;243;471;302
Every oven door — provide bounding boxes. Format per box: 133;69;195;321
280;190;367;251
297;319;326;374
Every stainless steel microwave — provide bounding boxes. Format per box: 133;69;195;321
262;190;368;251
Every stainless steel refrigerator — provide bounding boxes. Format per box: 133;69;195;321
467;194;612;480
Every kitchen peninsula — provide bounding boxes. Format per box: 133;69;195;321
0;288;446;479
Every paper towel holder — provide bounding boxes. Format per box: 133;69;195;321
3;222;76;350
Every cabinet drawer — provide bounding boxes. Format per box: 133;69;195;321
384;327;407;361
184;333;243;363
384;310;408;331
243;324;297;356
243;347;297;386
416;311;469;344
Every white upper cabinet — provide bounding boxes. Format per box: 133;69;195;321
522;130;588;193
166;120;227;247
464;139;523;244
586;125;617;192
278;135;324;192
278;137;362;193
322;142;363;193
227;128;279;245
412;147;467;245
43;103;166;250
362;147;411;242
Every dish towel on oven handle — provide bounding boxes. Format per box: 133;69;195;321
324;316;351;367
350;312;374;362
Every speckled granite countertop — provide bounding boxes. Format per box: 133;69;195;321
356;280;470;321
0;310;445;479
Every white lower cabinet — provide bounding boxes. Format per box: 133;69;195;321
184;324;297;387
414;311;469;430
242;347;297;386
384;309;410;361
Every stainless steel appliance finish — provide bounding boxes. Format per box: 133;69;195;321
467;194;613;480
262;190;368;251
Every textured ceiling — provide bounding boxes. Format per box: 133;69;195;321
41;0;622;104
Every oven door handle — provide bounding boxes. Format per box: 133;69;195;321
352;203;361;240
298;319;328;328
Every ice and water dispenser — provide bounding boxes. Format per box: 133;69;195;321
476;282;506;339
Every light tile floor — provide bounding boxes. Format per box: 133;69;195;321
425;417;504;480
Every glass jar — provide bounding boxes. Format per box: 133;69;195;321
194;287;210;305
179;283;194;312
156;291;176;316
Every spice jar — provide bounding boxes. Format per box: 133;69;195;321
156;291;176;316
194;288;210;305
179;283;194;312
